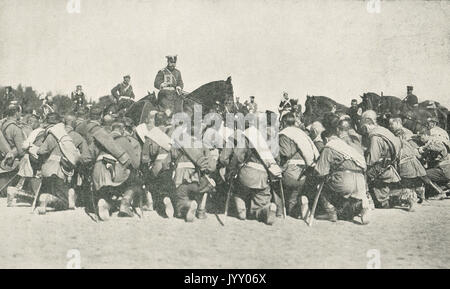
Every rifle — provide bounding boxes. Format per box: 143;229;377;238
307;178;326;227
172;138;223;225
30;176;42;213
223;150;254;220
247;145;285;219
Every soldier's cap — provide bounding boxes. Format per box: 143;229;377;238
166;55;177;63
123;75;131;80
407;86;413;90
250;96;255;99
351;99;358;103
76;85;82;88
427;117;439;123
5;104;19;114
89;106;103;117
46;112;61;124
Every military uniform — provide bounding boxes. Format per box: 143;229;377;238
71;91;86;112
278;127;316;217
421;137;450;187
111;82;135;101
37;124;70;210
393;128;426;204
171;134;217;220
142;126;174;214
315;135;369;220
366;126;403;208
0;118;25;177
246;101;258;114
154;67;184;113
228;127;280;224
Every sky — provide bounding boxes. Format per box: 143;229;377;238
0;0;449;111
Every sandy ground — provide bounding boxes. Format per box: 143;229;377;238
0;197;449;269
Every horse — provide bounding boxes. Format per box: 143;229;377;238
123;77;234;125
303;95;348;126
177;76;234;118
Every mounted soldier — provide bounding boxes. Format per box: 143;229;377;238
71;85;86;113
278;92;296;120
111;75;135;114
403;86;418;111
154;55;184;115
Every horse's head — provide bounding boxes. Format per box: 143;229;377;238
305;95;318;112
360;92;380;112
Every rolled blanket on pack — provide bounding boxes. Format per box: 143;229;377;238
92;127;129;165
279;126;320;166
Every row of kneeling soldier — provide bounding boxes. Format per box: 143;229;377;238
1;104;449;225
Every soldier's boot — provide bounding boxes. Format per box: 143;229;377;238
97;198;111;221
315;196;337;222
360;207;371;225
118;189;135;218
142;191;153;212
6;187;18;207
185;200;198;223
163;196;174;219
37;193;59;215
68;188;76;210
234;196;247;220
407;196;417;212
261;203;277;226
196;193;208;220
300;195;309;220
416;186;427;204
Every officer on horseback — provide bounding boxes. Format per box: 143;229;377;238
154;55;184;114
111;75;135;114
404;86;418;109
111;75;135;103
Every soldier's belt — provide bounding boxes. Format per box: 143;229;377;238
245;162;266;172
119;96;134;101
334;168;364;175
96;153;117;163
156;153;169;161
161;87;176;91
48;155;61;162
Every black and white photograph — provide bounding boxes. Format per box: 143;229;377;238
0;0;449;273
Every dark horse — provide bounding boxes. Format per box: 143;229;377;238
123;77;234;125
360;92;448;132
303;95;348;126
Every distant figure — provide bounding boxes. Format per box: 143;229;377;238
71;85;86;112
404;86;418;109
245;96;258;113
41;95;56;118
347;99;362;129
111;75;135;103
154;55;184;114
